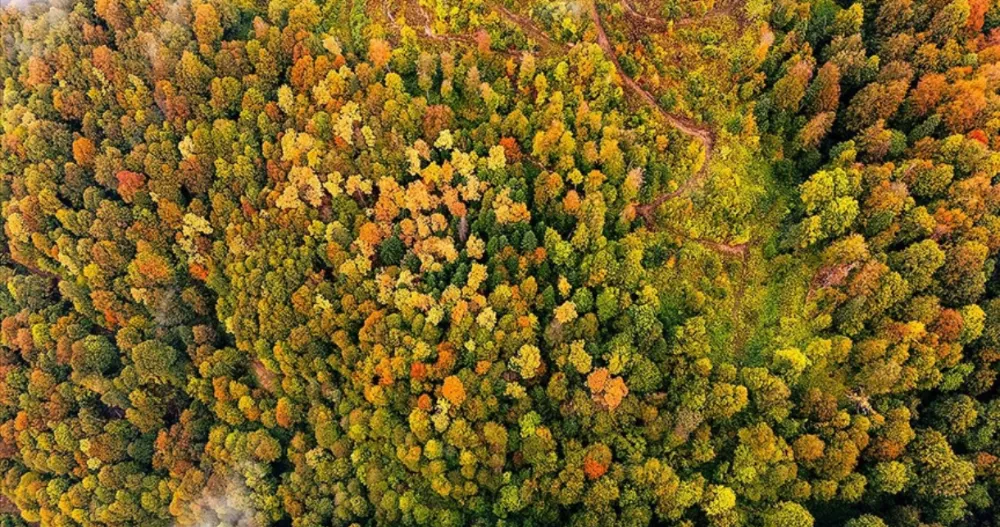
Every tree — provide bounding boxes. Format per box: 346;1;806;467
194;3;223;50
70;335;118;377
131;340;182;384
763;502;814;527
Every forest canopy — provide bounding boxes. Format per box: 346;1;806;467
2;0;1000;526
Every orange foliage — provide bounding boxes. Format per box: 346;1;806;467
290;55;316;92
969;129;989;145
435;343;456;373
92;45;115;79
411;362;428;380
499;137;522;163
26;56;51;88
188;263;209;281
602;377;629;410
369;39;392;70
910;74;947;116
587;368;609;393
583;443;612;480
116;171;146;203
72;137;96;167
587;368;628;410
442;375;466;406
932;308;964;342
275;398;294;428
563;190;581;214
969;0;989;32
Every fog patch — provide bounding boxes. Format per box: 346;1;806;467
1;0;70;14
178;464;262;527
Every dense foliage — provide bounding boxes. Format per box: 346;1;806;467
2;0;1000;525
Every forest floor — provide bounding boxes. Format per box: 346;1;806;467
585;0;752;259
622;0;748;30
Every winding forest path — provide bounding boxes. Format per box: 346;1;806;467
622;0;747;31
381;0;567;57
488;2;569;55
585;0;747;258
620;0;671;31
584;1;714;206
